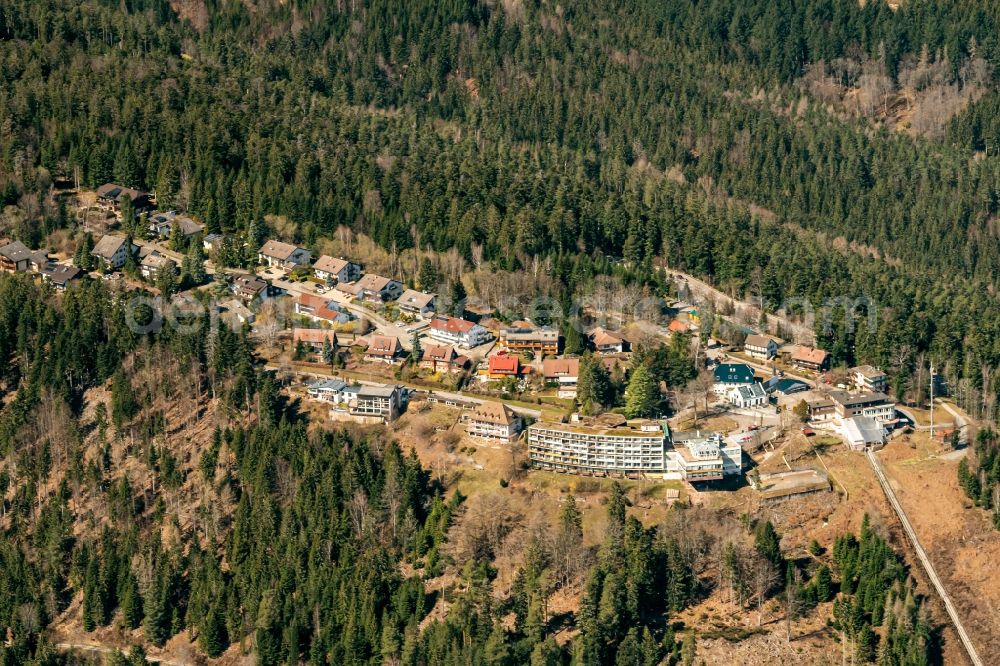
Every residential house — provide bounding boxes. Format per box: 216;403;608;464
365;335;404;364
712;363;756;395
313;255;361;284
306;378;348;402
428;315;493;349
467;402;523;442
0;241;33;272
851;365;888;393
499;324;559;356
95;184;153;215
667;319;691;334
589;327;629;354
147;211;203;240
40;265;83;290
293;328;341;352
350;385;405;422
419;345;466;374
397;289;437;318
231;273;270;303
217;298;254;327
28;250;50;273
827;390;896;424
806;399;837;422
140;252;176;280
295;293;352;325
487;353;521;381
335;281;363;298
744;334;779;360
789;346;830;371
91;235;137;270
202;234;223;252
355;273;404;302
542;358;581;399
727;383;768;408
258;240;312;268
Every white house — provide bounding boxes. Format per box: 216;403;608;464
428;315;493;349
258;240;312;268
727;382;768;408
397;289;437;318
713;363;757;395
91;235;138;270
313;255;361;284
851;365;888;393
744;334;779;360
355;273;404;301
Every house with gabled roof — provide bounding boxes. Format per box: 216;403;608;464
96;183;153;215
293;328;341;352
466;402;523;442
713;363;756;395
355;273;404;302
231;273;270;304
140;251;176;280
727;382;768;408
365;335;404;364
40;265;83;290
397;289;437;318
486;353;521;380
542;358;581;398
295;293;352;325
313;255;361;284
258;240;312;268
589;327;629;354
0;240;33;272
744;334;779;360
419;344;466;373
788;345;830;371
91;235;138;270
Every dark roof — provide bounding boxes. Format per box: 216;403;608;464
713;363;755;384
0;240;33;263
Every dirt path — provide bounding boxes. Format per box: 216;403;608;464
55;642;188;665
866;450;983;666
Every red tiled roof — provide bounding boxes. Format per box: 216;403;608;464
431;315;476;335
367;335;401;356
489;354;520;375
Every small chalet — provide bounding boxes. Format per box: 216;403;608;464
258;240;312;268
789;346;830;371
148;211;203;240
419;344;466;373
0;240;33;272
231;273;270;303
365;335;404;364
542;357;581;398
313;256;361;284
40;265;83;290
589;327;629;354
293;328;341;352
96;184;153;215
727;383;768;408
140;252;176;280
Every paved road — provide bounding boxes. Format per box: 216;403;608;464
866;449;983;666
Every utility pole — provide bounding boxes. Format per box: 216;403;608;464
929;363;934;440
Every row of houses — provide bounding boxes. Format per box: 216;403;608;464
0;239;84;289
743;334;831;371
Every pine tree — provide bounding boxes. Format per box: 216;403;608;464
199;604;228;658
624;363;659;418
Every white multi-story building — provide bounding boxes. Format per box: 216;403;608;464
528;420;668;475
828;390;896;424
466;402;523;442
851;365;888;393
744;334;779;360
428;315;493;349
350;385;404;422
666;432;742;482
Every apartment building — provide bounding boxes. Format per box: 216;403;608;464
466;402;523;442
851;365;888;393
499;324;559;356
428;315;493;349
350;385;404;422
528;419;668;476
827;390;896;424
666;432;743;482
